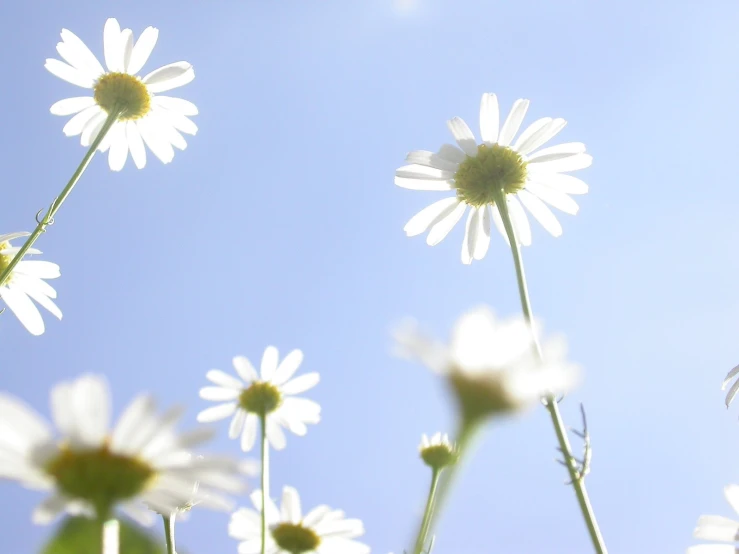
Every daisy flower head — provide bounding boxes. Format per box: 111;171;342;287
419;432;456;470
0;232;62;336
197;347;320;452
688;484;739;553
229;485;370;554
0;374;244;525
46;18;198;171
396;93;591;264
393;306;580;424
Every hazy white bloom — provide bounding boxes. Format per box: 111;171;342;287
229;486;370;554
0;374;243;525
394;306;579;422
688;485;739;553
197;347;320;452
0;232;62;336
46;18;197;171
396;93;591;263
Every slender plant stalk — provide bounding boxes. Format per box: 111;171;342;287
260;414;268;554
163;514;177;554
0;110;119;288
494;190;607;554
412;468;441;554
102;519;120;554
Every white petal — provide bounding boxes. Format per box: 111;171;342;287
10;274;57;299
241;414;259;451
16;261;61;279
80;111;107;147
143;62;195;93
473;205;491;260
272;350;304;386
525;142;586;163
517;190;562;237
515;118;566;155
512;117;551;152
44;59;95;88
59;29;105;76
395;164;454;179
154;108;198;135
127;27;159;75
426;201;466;246
528;153;593;173
686;546;739;554
525;182;579;215
404;197;460;237
103;19;124;72
261;347;279;381
107;123;129;171
508;195;532;246
71;375;110;447
50;96;95;116
538;172;589;195
233;356;258;382
197;403;237;423
461;208;476;265
281;486;302;523
394;176;453;191
437;143;467;164
62;105;101;137
153;96;198;116
498;99;530;147
479;93;499;145
229;410;246;439
491;204;509;246
405;150;459;172
1;288;44;335
16;283;62;320
110;395;155;452
206;369;244;389
281;373;320;395
32;494;70;524
126;121;147;169
446;117;478;156
120;29;134;75
200;387;241;401
266;418;286;450
138;117;175;164
694;515;739;542
726;485;739;516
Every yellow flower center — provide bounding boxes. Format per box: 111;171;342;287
93;72;151;121
448;369;518;424
453;144;528;207
420;443;456;470
44;445;156;519
272;522;321;554
239;382;282;416
0;241;15;284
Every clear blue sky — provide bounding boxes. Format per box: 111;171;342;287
2;1;739;553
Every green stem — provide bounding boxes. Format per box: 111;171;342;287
163;514;177;554
102;519;119;554
0;110;119;288
412;468;441;554
494;191;607;554
260;414;268;554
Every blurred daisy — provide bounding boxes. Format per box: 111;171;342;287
46;18;197;171
0;232;62;336
394;306;579;423
0;374;243;525
197;347;320;452
229;485;370;554
396;93;591;263
688;484;739;553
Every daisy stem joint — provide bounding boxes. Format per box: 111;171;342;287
493;188;608;554
0;110;119;289
556;403;592;484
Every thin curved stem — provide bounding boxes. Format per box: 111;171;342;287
412;468;441;554
0;111;119;288
260;414;268;554
163;514;177;554
494;191;607;554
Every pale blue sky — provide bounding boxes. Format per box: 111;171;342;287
2;1;739;553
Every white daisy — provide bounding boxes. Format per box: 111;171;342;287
396;93;591;264
197;347;320;452
0;232;62;336
0;374;244;525
418;432;455;470
229;486;370;554
46;18;198;171
394;306;580;422
688;485;739;553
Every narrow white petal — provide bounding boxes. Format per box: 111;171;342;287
479;93;499;145
229;409;246;439
154;108;197;135
200;387;241;401
395;164;454;179
107;123;129;172
281;486;302;523
62;105;100;137
725;485;739;516
233;356;258;382
71;375;110;447
80;111;107;147
272;350;304;386
525;182;579;215
512;117;551;152
405;150;459;172
143;62;195;93
517;190;562;237
473;206;491;260
15;261;61;279
498;99;530;147
197;403;237;423
404;197;460;237
426;201;466;246
126;121;147;169
138;117;175;164
446;117;478;156
153;95;198;116
395;176;453;191
538;172;589;195
50;96;95;116
1;288;44;335
491;204;509;246
266;418;286;450
110;395;155;452
437;143;467;164
461;208;476;265
9;274;57;299
120;29;134;74
103;19;123;72
241;414;258;451
526;142;586;163
693;515;739;541
261;347;279;381
127;26;159;74
44;59;95;88
515;118;567;155
508;195;532;246
59;29;105;76
206;369;244;389
686;546;739;553
281;373;320;395
528;153;593;173
17;284;62;320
